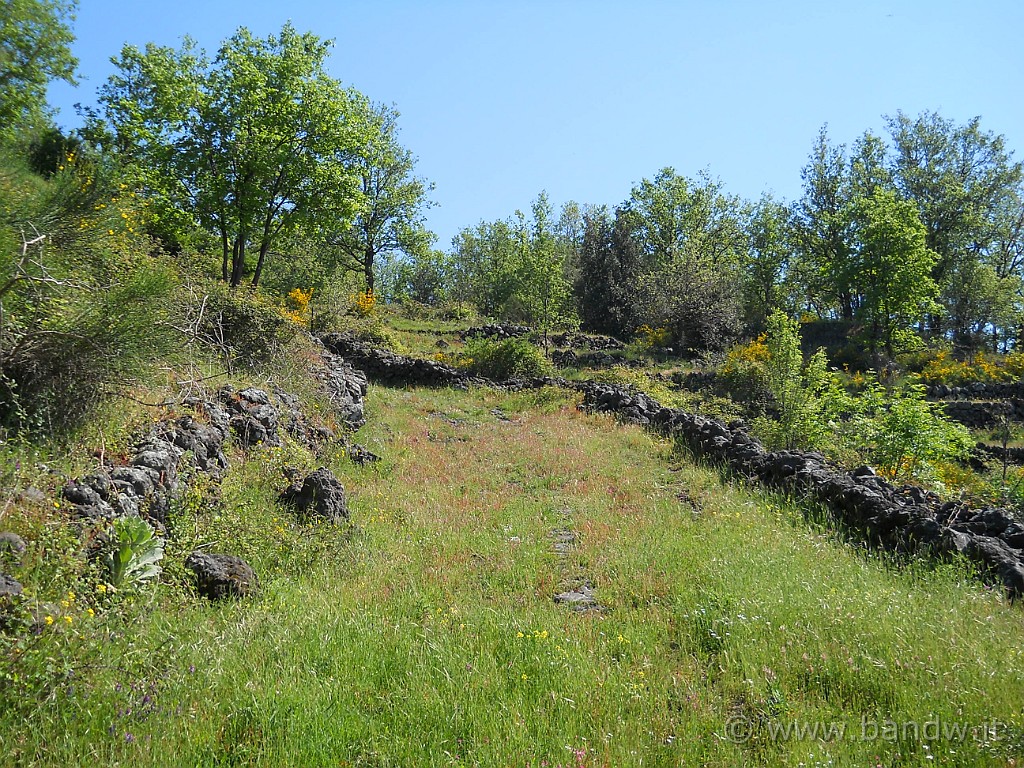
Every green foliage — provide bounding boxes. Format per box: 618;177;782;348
749;312;845;450
1;150;177;433
848;188;939;356
318;102;434;295
738;312;971;483
0;0;78;143
447;194;578;334
856;381;974;482
101;516;164;588
461;336;551;380
742;193;792;331
2;384;1022;766
98;23;373;287
190;281;299;366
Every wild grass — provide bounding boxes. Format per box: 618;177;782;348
1;384;1022;766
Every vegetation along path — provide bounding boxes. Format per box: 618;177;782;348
3;381;1022;766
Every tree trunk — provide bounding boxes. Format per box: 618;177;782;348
230;236;246;287
219;220;230;282
363;245;375;295
252;241;270;288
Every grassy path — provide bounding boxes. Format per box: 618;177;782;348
3;385;1023;766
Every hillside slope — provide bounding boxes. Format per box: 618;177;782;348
2;354;1022;766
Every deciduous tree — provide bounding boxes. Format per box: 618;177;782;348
0;0;77;142
324;103;434;295
99;24;370;287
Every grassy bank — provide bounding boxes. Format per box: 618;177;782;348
1;384;1022;766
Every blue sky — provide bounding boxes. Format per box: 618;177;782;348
49;0;1023;250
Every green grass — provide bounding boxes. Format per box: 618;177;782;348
2;384;1023;766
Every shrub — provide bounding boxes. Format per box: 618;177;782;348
351;289;376;317
719;333;771;405
282;287;313;327
461;337;551;380
748;312;847;451
192;282;299;366
857;381;974;483
0;148;179;433
918;348;1019;386
1;259;177;433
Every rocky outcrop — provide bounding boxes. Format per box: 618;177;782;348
279;467;349;524
462;324;531;341
941;400;1022;429
927;382;1024;400
550;332;625;351
322;332;480;389
318;348;369;429
551;349;642;369
60;397;238;527
185;552;259;599
975;442;1024;466
578;381;1024;600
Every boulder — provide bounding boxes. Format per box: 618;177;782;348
0;532;27;557
0;574;23;599
279;467;349;523
185;552;258;600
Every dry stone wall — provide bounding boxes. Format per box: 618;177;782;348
576;382;1024;600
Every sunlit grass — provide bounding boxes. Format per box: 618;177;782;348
2;385;1022;766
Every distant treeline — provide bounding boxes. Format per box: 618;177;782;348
396;113;1022;360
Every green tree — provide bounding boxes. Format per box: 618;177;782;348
751;311;837;450
324;103;434;295
623;168;746;352
449;218;520;317
886;111;1024;341
790;126;855;319
518;192;575;354
849;188;939;357
0;0;77;143
98;24;370;287
742;193;791;330
572;205;647;339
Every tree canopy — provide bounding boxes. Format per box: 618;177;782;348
97;23;373;287
0;0;78;142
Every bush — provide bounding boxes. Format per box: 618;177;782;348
916;348;1024;386
192;282;299;366
1;150;178;433
2;261;177;432
748;312;845;451
461;337;551;380
856;381;973;483
719;334;772;406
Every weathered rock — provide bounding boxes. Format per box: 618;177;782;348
62;480;101;507
322;332;477;389
0;532;27;557
279;467;349;523
320;351;369;429
462;323;531;341
17;487;47;506
110;466;158;497
185;552;258;600
554;584;601;612
346;443;381;465
0;574;23;599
